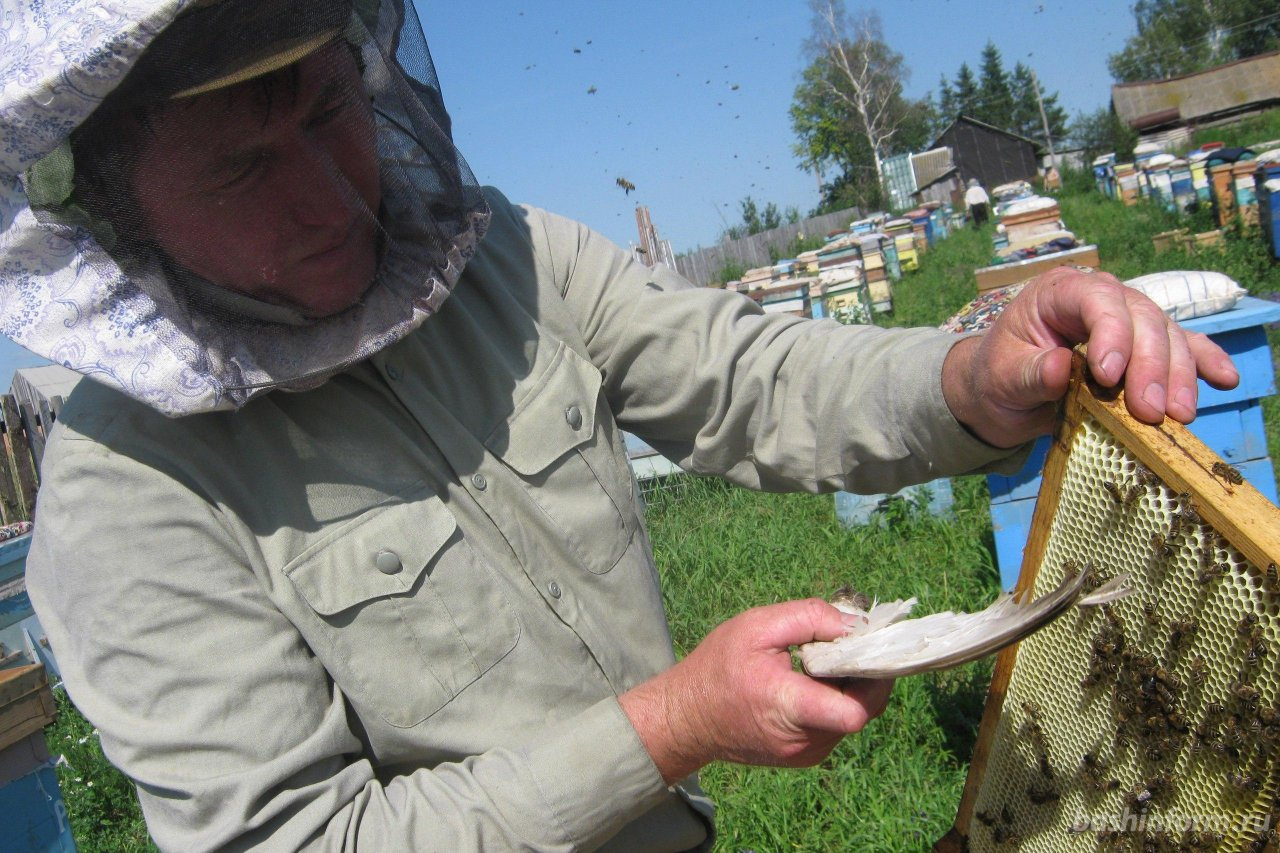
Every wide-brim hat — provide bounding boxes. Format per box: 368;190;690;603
131;0;352;102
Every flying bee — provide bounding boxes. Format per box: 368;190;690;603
1211;461;1244;485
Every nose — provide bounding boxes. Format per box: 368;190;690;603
278;137;364;230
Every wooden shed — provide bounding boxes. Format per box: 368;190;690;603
933;116;1040;193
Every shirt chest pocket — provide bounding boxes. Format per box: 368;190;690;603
283;493;520;728
484;342;638;575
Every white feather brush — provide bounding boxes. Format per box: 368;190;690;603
799;570;1132;679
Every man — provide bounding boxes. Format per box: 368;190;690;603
965;178;991;228
3;1;1236;849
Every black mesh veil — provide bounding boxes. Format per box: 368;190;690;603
8;0;490;415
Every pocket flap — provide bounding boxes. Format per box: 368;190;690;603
284;492;458;616
484;342;602;475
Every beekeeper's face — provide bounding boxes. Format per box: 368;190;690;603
133;40;381;318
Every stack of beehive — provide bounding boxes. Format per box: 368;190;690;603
997;196;1072;257
857;235;892;312
884;218;917;272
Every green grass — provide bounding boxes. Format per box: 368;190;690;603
44;688;155;853
644;476;999;851
1191;110;1280;151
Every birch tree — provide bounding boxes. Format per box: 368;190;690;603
791;0;923;210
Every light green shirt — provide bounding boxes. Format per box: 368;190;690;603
27;189;1020;851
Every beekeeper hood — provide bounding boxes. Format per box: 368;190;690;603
1;0;490;415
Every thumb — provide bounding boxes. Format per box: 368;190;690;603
1003;344;1071;412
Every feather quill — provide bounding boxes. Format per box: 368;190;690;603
799;572;1132;679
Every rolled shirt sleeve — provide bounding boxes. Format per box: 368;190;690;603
518;199;1026;494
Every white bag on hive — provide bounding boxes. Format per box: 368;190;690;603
1124;270;1246;321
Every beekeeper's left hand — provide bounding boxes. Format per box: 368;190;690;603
941;265;1240;449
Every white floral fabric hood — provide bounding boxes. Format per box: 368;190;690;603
0;0;490;416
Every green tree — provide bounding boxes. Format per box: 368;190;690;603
1108;0;1280;82
739;197;762;235
790;0;922;211
761;201;782;232
1010;62;1068;150
952;62;979;118
937;74;956;123
1008;63;1040;140
975;41;1015;129
1068;106;1138;163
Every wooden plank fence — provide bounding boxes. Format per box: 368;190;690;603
0;393;63;525
673;206;864;288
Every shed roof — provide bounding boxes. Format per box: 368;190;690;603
1112;51;1280;129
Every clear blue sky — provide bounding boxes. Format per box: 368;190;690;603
421;0;1135;254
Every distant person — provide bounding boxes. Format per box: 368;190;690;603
965;178;991;227
1044;165;1062;192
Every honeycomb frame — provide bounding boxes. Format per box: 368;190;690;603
937;354;1280;852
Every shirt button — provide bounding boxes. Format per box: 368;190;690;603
374;550;402;574
471;473;487;490
547;580;562;599
564;405;583;430
385;363;402;381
